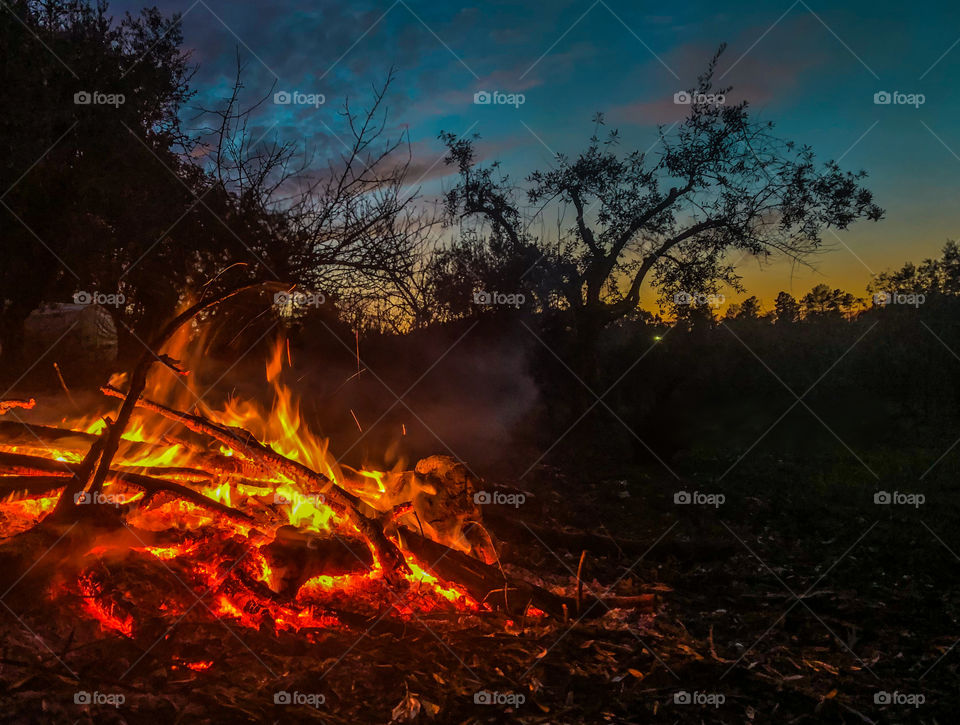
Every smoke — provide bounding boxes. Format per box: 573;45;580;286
288;319;541;473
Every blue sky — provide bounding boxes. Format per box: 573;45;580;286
112;0;960;304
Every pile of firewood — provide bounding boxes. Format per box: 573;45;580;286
0;284;654;631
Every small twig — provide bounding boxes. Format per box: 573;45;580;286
708;624;734;663
157;354;189;376
598;522;624;558
53;363;80;411
576;549;587;616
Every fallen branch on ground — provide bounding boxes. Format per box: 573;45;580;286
396;525;655;618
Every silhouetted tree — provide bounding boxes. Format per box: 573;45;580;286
0;2;428;362
440;46;883;379
0;0;194;359
738;296;762;319
869;240;960;299
774;291;801;323
801;284;858;318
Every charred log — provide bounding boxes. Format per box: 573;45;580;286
100;384;410;582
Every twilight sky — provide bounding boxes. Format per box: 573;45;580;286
111;0;960;307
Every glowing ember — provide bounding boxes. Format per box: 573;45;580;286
178;660;214;671
0;336;489;643
77;574;134;638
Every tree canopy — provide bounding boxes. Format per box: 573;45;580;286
438;47;883;340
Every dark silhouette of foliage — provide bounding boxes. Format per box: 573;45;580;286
438;46;884;362
0;2;427;362
774;291;801;324
801;284;858;318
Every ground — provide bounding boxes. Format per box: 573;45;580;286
2;439;956;724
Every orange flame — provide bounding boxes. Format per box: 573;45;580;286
0;332;485;638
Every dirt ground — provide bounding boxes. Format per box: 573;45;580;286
2;442;955;724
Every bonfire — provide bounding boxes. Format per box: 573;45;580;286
0;287;650;653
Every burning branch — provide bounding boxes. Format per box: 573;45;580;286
0;280;659;644
397;526;654;618
99;385;411;581
0;451;255;525
0;398;36;415
82;283;272;505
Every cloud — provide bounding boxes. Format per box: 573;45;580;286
400;135;525;193
610;14;832;126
